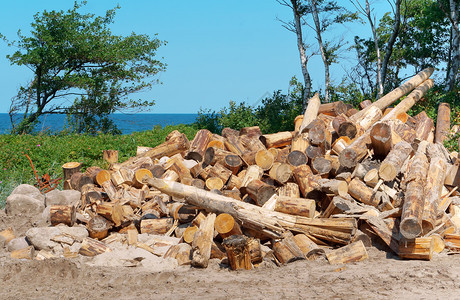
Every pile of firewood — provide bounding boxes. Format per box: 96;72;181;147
18;67;460;269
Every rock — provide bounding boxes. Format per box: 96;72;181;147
5;194;45;216
7;237;30;252
41;206;51;224
10;184;45;203
45;189;81;207
26;225;88;251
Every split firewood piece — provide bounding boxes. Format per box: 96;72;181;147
278;182;301;198
227;174;243;190
185;129;213;162
355;106;383;132
96;202;123;227
241;179;276;206
332;114;357;139
149;164;166;178
164;243;192;265
204;147;233;166
321;196;361;218
136;146;153;156
164;155;192;181
379;141;412;182
272;147;290;163
222;235;252;270
103;150;118;164
413;111;434;141
101;180;118;201
260;131;295;149
398;237;434;260
79;237;111;256
291;132;309;153
222;127;239;138
331;137;351;157
299;92;321;133
435;103;451;144
95;169;111;186
312;157;332;177
170;203;198;223
346;107;359;117
444;233;460;251
201;163;233;185
50;205;76;227
215;213;242;239
365;216;400;254
268;162;292;184
326;240;368;264
400;157;429;239
293;165;320;198
87;215;110;240
293;234;325;260
11;246;35;260
182;225;198;244
348;178;380;207
161;169;180;182
359;100;372;109
241;165;264;187
62;162;82;181
350;67;434;124
294;115;304;132
0;227;15;245
351;229;372;247
421;156;448;234
370;122;392;157
111;167;135;186
318;179;348;198
127;229;138;246
140;218;174;235
255;149;274;171
273;232;305;264
191;212;217;268
274;196;316;218
318;101;348;117
224;135;246;156
133;168;153;188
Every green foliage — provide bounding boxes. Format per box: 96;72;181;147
0;125;198;207
4;1;166;134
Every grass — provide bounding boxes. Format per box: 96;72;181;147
0;124;199;208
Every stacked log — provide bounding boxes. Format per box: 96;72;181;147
7;66;460;269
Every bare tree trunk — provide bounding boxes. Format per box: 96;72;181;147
291;0;313;111
381;0;401;89
365;0;383;98
447;0;459;91
310;0;330;103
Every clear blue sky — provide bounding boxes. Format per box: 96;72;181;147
0;0;385;114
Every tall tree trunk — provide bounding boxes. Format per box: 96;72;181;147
447;0;459;91
365;0;383;98
291;0;312;112
310;0;330;103
381;0;401;90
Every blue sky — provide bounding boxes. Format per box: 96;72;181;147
0;0;387;114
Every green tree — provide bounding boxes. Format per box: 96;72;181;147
4;1;166;134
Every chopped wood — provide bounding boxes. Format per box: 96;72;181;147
326;240;368;264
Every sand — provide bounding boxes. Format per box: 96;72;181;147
2;210;460;299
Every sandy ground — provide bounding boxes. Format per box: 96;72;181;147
2;210;460;299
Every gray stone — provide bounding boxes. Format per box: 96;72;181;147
11;184;45;202
26;225;88;251
41;206;51;224
5;194;45;216
7;237;30;252
45;189;81;207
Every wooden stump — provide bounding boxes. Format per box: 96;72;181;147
62;162;81;181
370;122;393;157
87;215;110;240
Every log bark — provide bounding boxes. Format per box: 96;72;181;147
50;205;76;227
144;177;356;244
291;132;310;152
96;202;123;227
62;162;81;181
186;129;213;162
350;67;434;123
379;141;412;181
260;131;295;149
370;122;392;157
278;182;301;198
326;240;369;264
191;213;216;268
338;133;371;169
239;134;266;153
299;93;321;133
293;165;320;198
400;141;429;239
435;103;451;144
318;101;348;117
140;218;174;235
239;126;262;138
274;196;316;218
222;235;252;270
413;111;434;141
331;136;351;155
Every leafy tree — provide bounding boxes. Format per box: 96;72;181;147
3;1;166;134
